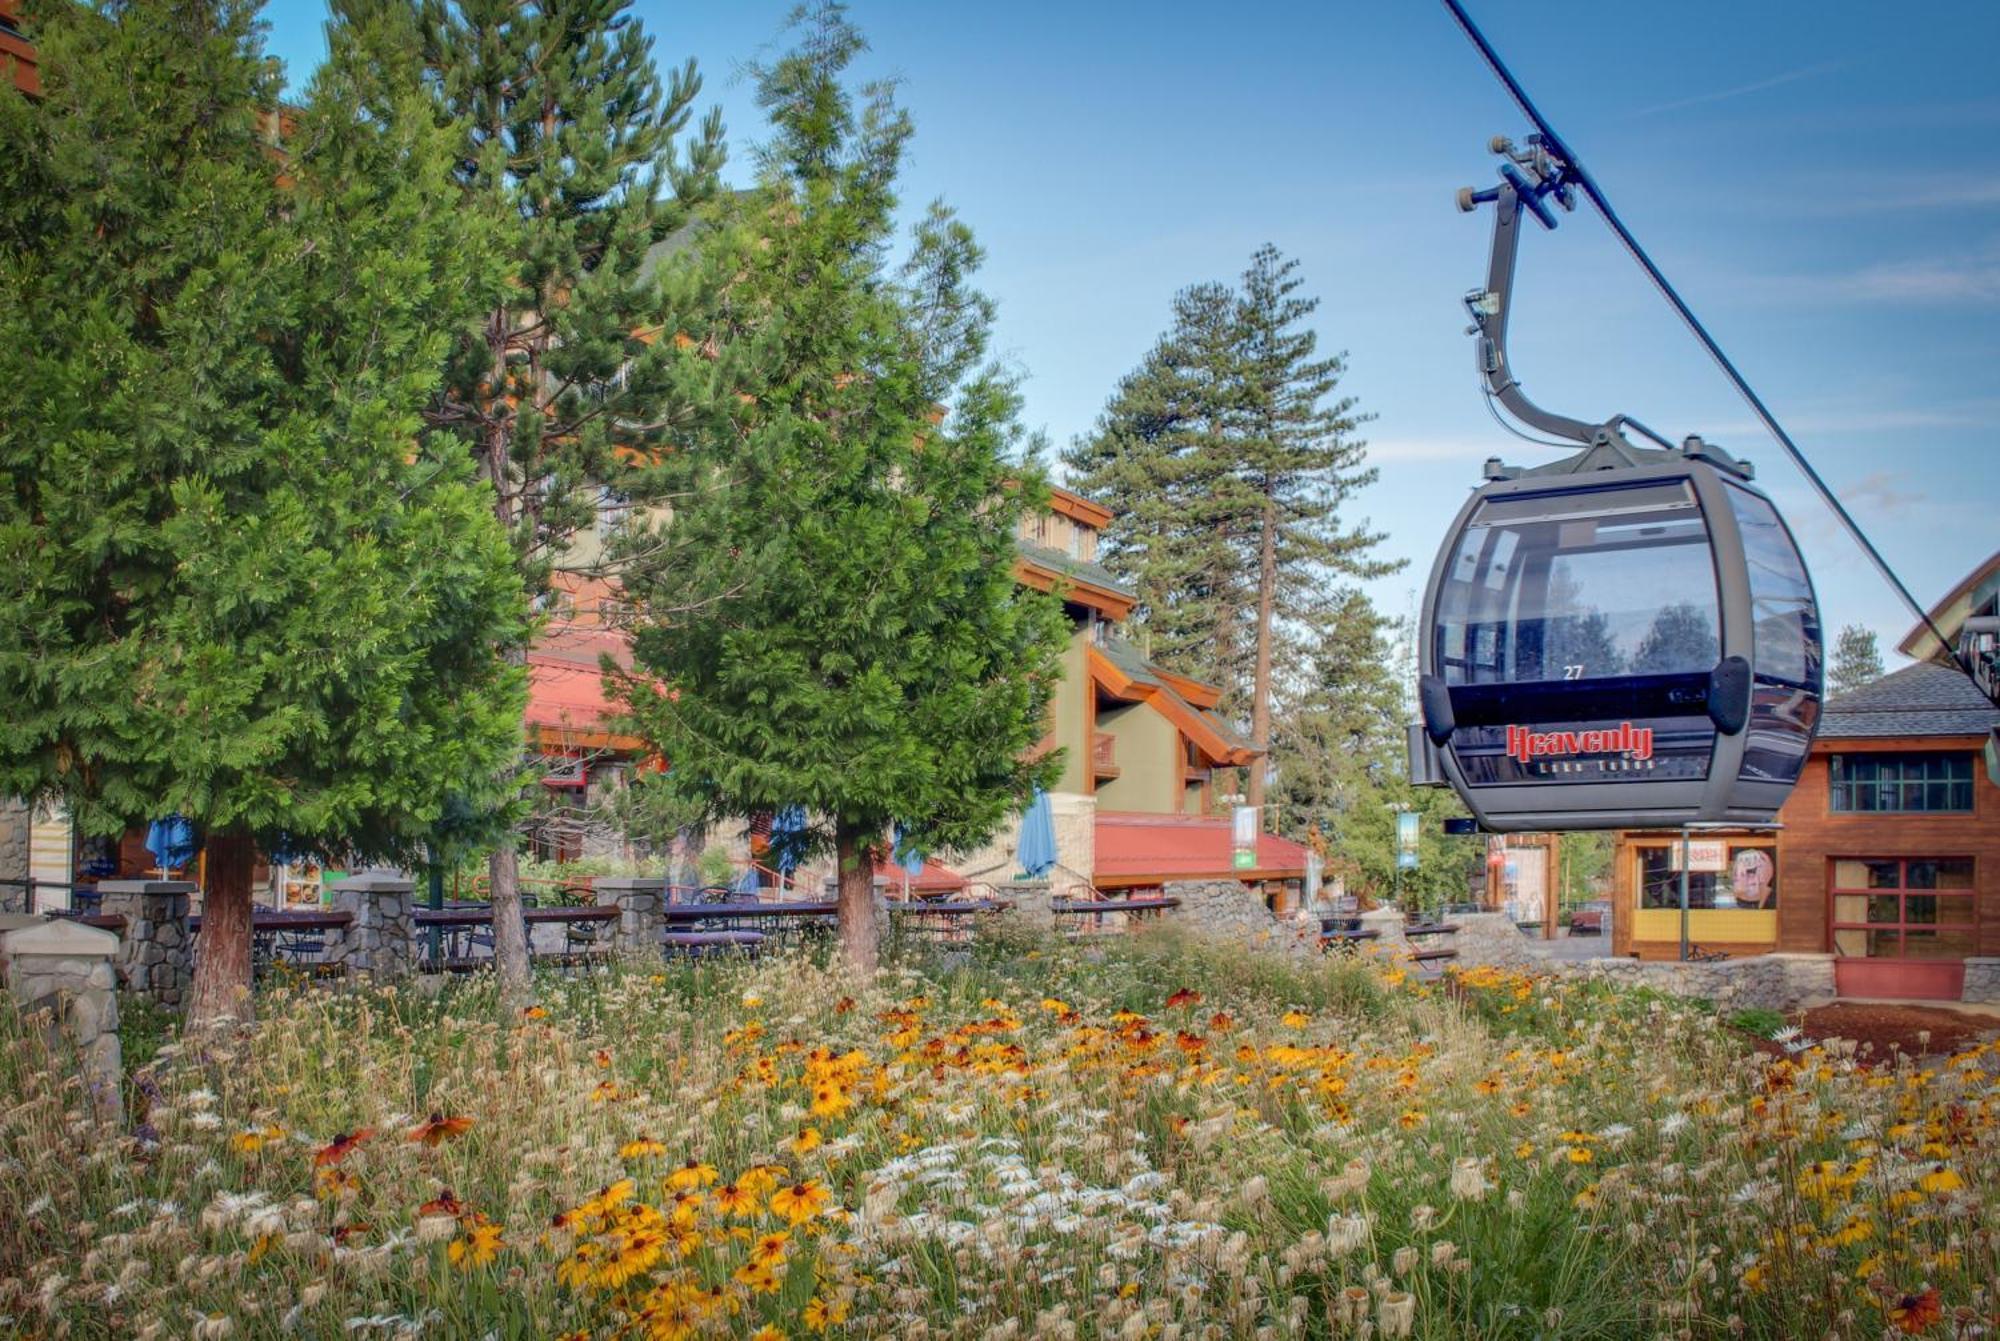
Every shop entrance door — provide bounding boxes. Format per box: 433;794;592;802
1828;858;1975;1000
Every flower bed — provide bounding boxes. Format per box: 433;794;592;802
1;931;1994;1338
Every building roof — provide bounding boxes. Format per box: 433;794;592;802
873;856;968;894
1897;549;2000;661
1817;661;2000;740
1014;539;1135;600
1094;812;1309;888
1092;637;1254;760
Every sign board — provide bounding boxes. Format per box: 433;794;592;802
1395;811;1419;870
1232;849;1256;871
1667;840;1727;873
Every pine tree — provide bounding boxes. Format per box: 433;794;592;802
1066;247;1399;806
615;4;1068;973
335;0;725;1004
1270;590;1405;831
0;0;529;1027
1065;283;1254;703
1232;244;1397;805
1829;624;1884;696
1632;601;1720;674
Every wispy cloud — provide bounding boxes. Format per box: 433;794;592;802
1628;61;1843;118
1743;239;2000;307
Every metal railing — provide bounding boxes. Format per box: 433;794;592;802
1051;895;1179;936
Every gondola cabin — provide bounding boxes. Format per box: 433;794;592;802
1416;450;1823;832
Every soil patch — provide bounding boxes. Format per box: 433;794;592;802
1763;1002;2000;1064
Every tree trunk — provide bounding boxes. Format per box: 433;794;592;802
833;821;880;976
187;828;257;1030
1248;490;1279;808
488;843;533;1010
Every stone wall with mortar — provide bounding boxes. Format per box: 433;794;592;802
0;798;29;911
97;880;194;1009
327;873;417;982
1963;958;2000;1005
1;915;122;1119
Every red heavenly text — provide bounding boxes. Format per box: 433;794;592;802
1505;722;1654;764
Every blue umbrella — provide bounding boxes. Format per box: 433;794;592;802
144;814;200;873
892;822;926;878
770;806;809;879
1016;787;1057;878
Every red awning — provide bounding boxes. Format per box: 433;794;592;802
1093;811;1308;888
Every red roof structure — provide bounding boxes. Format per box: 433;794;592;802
1093;812;1309;890
873;856;968;894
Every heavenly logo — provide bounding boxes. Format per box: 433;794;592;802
1505;722;1654;764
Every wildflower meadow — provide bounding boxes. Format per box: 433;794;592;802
2;929;1995;1339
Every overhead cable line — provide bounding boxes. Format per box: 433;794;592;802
1441;0;1971;675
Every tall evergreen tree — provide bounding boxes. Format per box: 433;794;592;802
1232;244;1396;805
1829;623;1884;696
616;4;1067;973
0;0;529;1027
335;0;725;1003
1065;283;1253;701
1066;246;1398;807
1270;589;1404;830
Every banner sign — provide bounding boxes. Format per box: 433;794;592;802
1396;811;1419;871
1232;805;1259;871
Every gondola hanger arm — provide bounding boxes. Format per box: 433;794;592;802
1440;0;1973;678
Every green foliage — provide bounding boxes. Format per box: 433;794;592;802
1728;1006;1788;1040
1829;623;1884;697
614;5;1068;870
1064;246;1399;729
348;0;728;580
0;0;527;859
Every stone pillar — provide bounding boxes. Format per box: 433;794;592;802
1;915;123;1121
597;876;667;958
0;798;31;913
1963;958;2000;1006
1357;906;1407;952
1000;880;1056;930
97;879;195;1009
328;872;417;983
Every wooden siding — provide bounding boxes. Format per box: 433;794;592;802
1774;734;1999;957
1611;733;2000;963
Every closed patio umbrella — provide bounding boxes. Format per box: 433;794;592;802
1016;787;1056;879
145;814;199;875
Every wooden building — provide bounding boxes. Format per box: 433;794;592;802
1611;661;2000;998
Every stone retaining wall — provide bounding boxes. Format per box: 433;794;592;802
1161;880;1317;958
1964;958;2000;1005
328;873;417;981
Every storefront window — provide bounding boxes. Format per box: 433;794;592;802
1638;844;1778;910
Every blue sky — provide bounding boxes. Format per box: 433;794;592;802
260;0;2000;664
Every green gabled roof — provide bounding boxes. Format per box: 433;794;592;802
1015;538;1136;600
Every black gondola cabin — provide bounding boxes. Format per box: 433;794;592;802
1416;452;1823;831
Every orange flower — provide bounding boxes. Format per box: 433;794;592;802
1165;987;1202;1009
790;1127;823;1156
769;1179;832;1225
620;1136;668;1160
418;1189;466;1218
751;1230;791;1266
1888;1287;1942;1334
1207;1012;1234;1032
834;996;856;1014
1174;1032;1207;1056
313;1129;373;1166
408;1113;474;1146
522;1005;548;1019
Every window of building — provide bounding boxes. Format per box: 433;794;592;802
1830;857;1976;959
1828;753;1973;813
1637;843;1778;910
